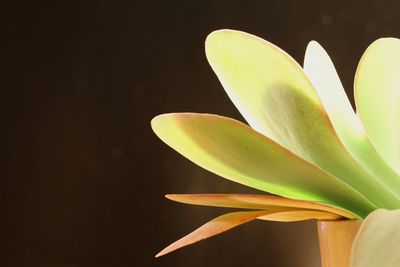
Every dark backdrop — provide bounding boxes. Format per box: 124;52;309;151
2;0;399;266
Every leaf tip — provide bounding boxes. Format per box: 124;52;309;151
155;248;168;258
165;194;175;200
155;240;183;258
150;114;168;133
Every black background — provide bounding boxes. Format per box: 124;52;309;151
2;0;399;266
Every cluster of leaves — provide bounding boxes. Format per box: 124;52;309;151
152;30;400;266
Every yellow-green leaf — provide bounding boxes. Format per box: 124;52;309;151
355;38;400;175
351;209;400;267
205;29;400;209
304;41;400;199
166;194;357;219
152;113;375;217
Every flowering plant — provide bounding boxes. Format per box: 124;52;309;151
152;29;400;266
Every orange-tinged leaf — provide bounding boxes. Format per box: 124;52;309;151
156;209;343;257
166;194;356;219
155;210;271;257
257;210;341;221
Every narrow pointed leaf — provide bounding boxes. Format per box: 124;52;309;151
355;38;400;174
351;209;400;267
155;210;271;257
304;41;400;198
257;210;342;221
152;113;375;217
156;209;339;257
205;30;400;209
166;194;357;219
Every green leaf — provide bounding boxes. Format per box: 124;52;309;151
355;38;400;175
167;194;357;219
151;113;374;217
351;209;400;267
156;209;341;257
304;41;400;199
205;30;400;209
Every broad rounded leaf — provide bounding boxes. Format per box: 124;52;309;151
304;41;400;199
152;113;375;217
166;194;357;219
205;30;400;209
355;38;400;174
351;209;400;267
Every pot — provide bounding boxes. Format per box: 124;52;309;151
317;220;362;267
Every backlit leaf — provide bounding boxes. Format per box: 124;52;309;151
351;209;400;267
355;38;400;175
152;113;375;217
205;30;400;209
304;41;400;196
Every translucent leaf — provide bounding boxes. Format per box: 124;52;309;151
152;113;375;217
355;38;400;174
304;41;400;197
205;30;400;209
351;209;400;267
